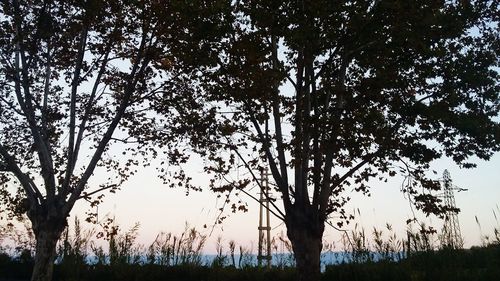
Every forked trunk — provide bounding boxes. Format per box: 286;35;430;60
30;216;66;281
286;211;324;281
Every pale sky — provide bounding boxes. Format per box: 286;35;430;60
67;13;499;256
70;150;500;254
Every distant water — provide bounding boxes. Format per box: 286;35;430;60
83;251;405;272
191;251;403;267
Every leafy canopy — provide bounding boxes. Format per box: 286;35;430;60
196;0;499;226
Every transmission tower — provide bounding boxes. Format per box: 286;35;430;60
440;169;464;249
257;167;272;268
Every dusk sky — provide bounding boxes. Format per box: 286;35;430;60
71;150;500;254
64;50;500;254
1;3;498;281
52;10;500;255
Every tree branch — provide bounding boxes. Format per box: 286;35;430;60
0;95;25;116
270;35;290;199
41;41;51;146
298;51;314;206
244;101;292;211
63;27;153;215
0;142;43;205
316;149;335;218
63;26;89;193
78;183;118;200
225;175;285;222
12;0;56;202
62;37;112;195
226;137;286;220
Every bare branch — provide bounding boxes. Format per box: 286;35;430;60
244;101;292;210
64;27;153;214
298;52;315;206
226;137;286;220
78;184;117;200
63;26;89;193
221;173;285;221
12;0;56;201
109;137;140;144
41;42;51;140
62;37;112;194
0;142;43;204
0;95;25;116
270;35;290;199
316;149;335;217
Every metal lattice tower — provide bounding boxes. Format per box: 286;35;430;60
257;168;272;268
441;170;464;249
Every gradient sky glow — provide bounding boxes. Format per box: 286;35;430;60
70;149;500;254
62;15;500;256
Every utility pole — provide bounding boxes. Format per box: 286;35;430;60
441;169;464;249
257;167;272;268
257;93;272;268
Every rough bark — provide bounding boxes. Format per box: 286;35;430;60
30;215;66;281
286;209;324;281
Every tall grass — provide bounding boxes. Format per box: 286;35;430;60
1;214;500;281
475;206;500;246
145;223;206;267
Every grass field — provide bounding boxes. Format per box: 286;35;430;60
1;218;499;281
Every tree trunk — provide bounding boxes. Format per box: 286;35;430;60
286;211;324;281
30;215;66;281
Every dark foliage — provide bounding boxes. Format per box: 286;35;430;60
323;244;500;281
0;245;499;281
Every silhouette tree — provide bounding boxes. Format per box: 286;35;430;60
201;1;499;281
0;1;228;280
